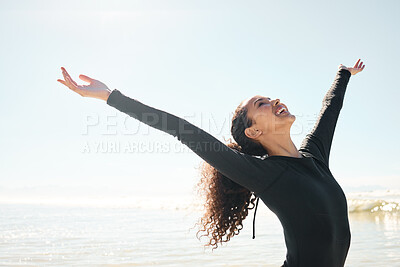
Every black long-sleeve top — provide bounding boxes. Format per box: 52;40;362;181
106;68;352;267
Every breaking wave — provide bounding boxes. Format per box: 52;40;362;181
1;188;400;214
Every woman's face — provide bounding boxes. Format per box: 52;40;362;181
241;95;296;138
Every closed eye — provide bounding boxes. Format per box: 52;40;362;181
254;97;271;108
258;98;271;107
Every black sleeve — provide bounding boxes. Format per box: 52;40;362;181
299;69;351;167
106;89;285;193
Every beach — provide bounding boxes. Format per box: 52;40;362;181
0;190;399;266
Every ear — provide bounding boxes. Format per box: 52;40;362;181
244;127;262;140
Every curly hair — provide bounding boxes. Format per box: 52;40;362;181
196;102;268;249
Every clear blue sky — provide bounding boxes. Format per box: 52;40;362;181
0;0;399;199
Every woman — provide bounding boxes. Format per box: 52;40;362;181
57;59;365;267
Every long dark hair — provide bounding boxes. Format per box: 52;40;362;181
196;102;268;249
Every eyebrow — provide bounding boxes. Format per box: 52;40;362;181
253;97;271;107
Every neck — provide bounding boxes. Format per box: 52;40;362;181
260;132;302;158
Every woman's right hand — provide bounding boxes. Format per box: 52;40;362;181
57;67;112;101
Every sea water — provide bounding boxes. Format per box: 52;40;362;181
0;190;399;266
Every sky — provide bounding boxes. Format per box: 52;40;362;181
0;0;399;201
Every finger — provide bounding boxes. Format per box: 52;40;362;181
359;61;363;69
63;72;78;87
61;67;71;77
62;72;73;87
57;79;67;86
66;72;78;87
62;68;72;80
58;78;80;94
353;59;361;68
66;75;78;87
68;75;78;87
62;68;78;87
361;65;365;70
79;74;94;83
61;70;70;82
64;76;77;89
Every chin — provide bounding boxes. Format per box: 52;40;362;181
281;112;295;120
286;113;296;124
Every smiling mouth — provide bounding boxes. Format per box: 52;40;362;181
275;105;288;116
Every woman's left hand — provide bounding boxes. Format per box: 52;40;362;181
338;59;365;75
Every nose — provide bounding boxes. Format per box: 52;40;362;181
273;99;280;106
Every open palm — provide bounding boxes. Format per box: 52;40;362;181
339;59;365;75
57;67;111;101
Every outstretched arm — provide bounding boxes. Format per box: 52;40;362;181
105;89;287;192
57;67;286;194
299;59;365;167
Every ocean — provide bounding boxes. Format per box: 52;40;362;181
0;190;399;266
